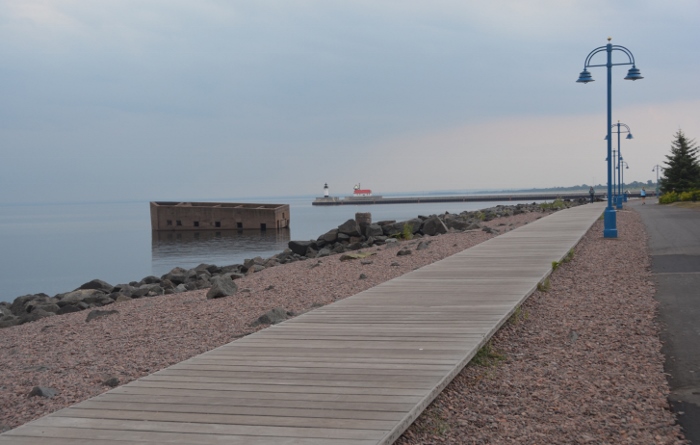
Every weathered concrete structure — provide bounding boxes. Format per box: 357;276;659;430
150;202;290;231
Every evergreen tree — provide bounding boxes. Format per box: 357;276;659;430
659;130;700;194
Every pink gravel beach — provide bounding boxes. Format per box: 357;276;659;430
0;207;687;443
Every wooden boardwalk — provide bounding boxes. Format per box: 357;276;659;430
1;203;606;445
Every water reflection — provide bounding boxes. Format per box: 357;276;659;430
151;229;291;275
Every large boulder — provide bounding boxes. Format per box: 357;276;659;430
77;279;114;293
337;219;361;237
288;240;314;256
366;224;384;237
421;215;448;236
161;267;194;285
317;228;339;244
139;275;161;285
10;294;50;316
57;289;107;307
206;276;238;299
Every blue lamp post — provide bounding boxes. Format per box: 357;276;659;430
652;164;663;197
577;38;643;238
619;160;629;201
605;121;633;207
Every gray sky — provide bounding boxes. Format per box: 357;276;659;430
2;1;699;204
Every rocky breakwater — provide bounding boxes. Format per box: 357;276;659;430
0;200;585;329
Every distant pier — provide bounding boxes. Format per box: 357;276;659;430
312;192;604;206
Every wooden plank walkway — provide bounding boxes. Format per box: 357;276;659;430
1;203;606;445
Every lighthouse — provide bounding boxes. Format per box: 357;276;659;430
323;183;329;197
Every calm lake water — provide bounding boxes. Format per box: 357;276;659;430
0;195;537;302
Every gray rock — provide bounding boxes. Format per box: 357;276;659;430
421;215;448;236
56;304;84;315
253;307;290;326
29;386;58;398
138;283;165;296
139;275;161;285
57;289;107;307
243;256;265;270
10;294;50;316
29;303;60;314
247;264;267;274
175;284;187;293
317;247;333;257
19;308;55;324
317;228;339;244
288;240;314;256
206;276;238;299
104;376;120;387
78;279;114;293
161;267;190;285
397;249;412;256
86;309;119;323
337;219;361;237
0;315;20;328
113;294;132;303
416;240;432;250
112;284;136;296
366;224;384;237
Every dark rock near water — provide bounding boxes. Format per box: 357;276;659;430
139;275;161;285
78;279;114;293
206;276;238;299
338;219;362;237
421;215;448;236
288;240;314;256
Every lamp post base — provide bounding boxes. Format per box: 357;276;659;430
603;207;618;238
615;195;623;209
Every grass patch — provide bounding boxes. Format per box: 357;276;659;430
551;260;560;271
414;406;451;436
390;223;414;240
470;341;505;367
540;198;567;210
537;277;551;292
508;305;528;325
563;248;575;263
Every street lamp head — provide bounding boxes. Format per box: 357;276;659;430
626;133;633;140
624;66;643;81
576;69;594;83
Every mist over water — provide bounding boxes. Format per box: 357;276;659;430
0;195;538;302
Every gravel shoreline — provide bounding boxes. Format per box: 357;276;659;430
0;207;687;443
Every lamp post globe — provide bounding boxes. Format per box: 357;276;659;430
577;38;643;238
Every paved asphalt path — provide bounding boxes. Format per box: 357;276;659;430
632;198;700;443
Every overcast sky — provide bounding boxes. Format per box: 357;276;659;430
1;1;699;204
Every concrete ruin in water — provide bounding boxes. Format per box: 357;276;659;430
150;201;290;231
